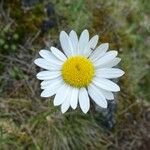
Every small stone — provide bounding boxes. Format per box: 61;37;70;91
46;3;55;16
21;0;39;7
95;100;117;129
41;20;56;33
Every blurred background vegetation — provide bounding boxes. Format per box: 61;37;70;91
0;0;149;149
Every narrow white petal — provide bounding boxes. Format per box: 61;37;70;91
41;89;56;97
96;68;125;78
83;45;92;57
60;31;73;57
103;57;121;68
93;77;120;92
50;47;67;61
89;43;109;61
68;38;75;56
39;50;63;65
88;35;99;49
39;50;50;59
41;77;63;89
34;58;59;70
88;84;107;108
79;88;90;113
70;88;79;109
61;98;70;113
54;83;70;106
69;30;78;55
41;77;61;86
78;29;89;54
41;80;51;87
36;71;61;80
98;88;114;100
94;51;118;68
41;81;62;97
61;87;72;113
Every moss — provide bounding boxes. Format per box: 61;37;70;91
0;25;20;54
4;0;44;38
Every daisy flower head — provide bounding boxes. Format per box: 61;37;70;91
34;29;124;113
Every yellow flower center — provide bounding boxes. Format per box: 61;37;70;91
61;56;95;87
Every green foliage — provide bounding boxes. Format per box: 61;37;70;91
9;66;28;80
0;24;19;53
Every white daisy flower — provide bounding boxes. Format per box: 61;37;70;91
34;30;124;113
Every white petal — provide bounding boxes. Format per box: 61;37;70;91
82;44;92;57
40;76;62;86
34;58;59;70
41;77;63;89
39;50;63;65
98;88;114;100
96;68;125;78
88;84;107;108
79;88;90;113
93;77;120;92
60;31;73;57
70;88;79;109
50;47;67;61
103;57;121;68
69;30;78;55
41;81;62;97
61;98;70;113
41;80;51;87
41;89;56;97
94;51;118;68
89;43;109;61
54;83;70;106
78;29;89;54
36;71;61;80
61;87;72;113
88;35;99;49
